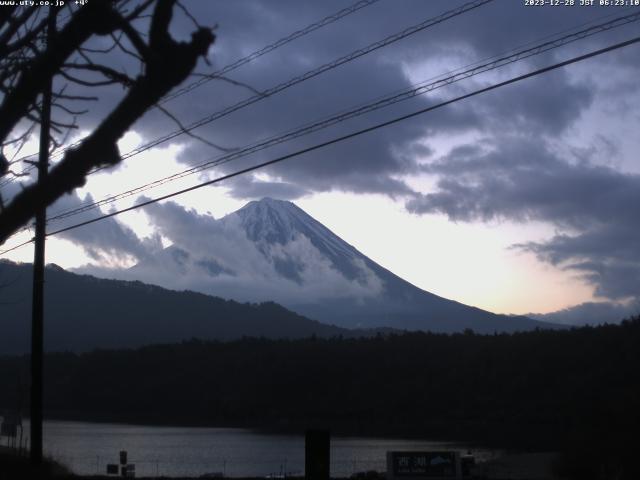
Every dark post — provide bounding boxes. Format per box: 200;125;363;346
305;429;330;480
30;7;54;466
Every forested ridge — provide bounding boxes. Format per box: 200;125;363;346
0;260;349;354
1;318;639;455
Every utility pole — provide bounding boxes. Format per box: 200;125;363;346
30;7;55;467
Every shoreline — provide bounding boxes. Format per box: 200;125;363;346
31;411;555;453
2;448;561;480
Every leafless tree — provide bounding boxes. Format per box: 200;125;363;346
0;0;215;244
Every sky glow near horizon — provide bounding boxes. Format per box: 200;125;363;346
2;0;640;322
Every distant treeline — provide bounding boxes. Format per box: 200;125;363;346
1;319;640;468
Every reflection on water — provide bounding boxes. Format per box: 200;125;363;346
35;420;497;477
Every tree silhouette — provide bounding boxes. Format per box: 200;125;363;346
0;0;215;244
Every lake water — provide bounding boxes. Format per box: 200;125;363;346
27;420;498;477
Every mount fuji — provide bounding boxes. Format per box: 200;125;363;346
127;198;556;333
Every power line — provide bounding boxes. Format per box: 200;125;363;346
0;0;493;197
44;10;640;224
3;0;497;209
116;0;495;162
0;0;383;186
2;0;494;188
1;0;497;248
0;237;33;256
161;0;383;104
34;34;640;242
3;34;638;255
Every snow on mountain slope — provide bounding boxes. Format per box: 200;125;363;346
233;198;358;258
125;198;383;306
124;197;557;333
227;198;375;284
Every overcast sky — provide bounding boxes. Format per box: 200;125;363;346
2;0;640;323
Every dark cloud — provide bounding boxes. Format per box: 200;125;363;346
9;0;619;205
224;176;310;201
9;0;632;181
406;136;640;301
123;0;612;198
6;0;637;311
520;224;640;301
407;138;640;226
173;51;429;198
471;69;593;134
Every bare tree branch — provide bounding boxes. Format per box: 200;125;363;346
0;0;216;244
0;0;122;143
124;0;156;21
59;69;123;87
63;62;135;86
0;7;37;55
177;0;201;29
155;102;236;153
109;31;144;62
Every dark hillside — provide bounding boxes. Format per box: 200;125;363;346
0;260;347;354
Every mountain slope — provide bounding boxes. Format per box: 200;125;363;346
130;198;559;333
0;260;348;354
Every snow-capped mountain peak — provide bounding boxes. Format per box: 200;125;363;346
228;198;359;260
125;197;556;333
